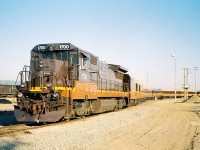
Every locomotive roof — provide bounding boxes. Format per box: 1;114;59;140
32;43;79;51
32;43;98;58
109;64;128;73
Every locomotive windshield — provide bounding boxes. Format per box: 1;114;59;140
31;51;69;61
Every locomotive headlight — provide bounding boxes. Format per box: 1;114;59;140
46;93;51;98
53;92;59;98
46;83;52;88
17;92;23;98
21;84;25;88
39;60;43;68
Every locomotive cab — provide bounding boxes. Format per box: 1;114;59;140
14;43;79;122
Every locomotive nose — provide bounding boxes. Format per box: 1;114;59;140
14;105;66;122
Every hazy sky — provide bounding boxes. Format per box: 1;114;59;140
0;0;200;90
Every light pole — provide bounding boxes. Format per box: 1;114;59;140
182;68;190;99
194;67;198;95
171;54;177;103
147;72;149;91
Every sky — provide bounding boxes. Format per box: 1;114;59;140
0;0;200;90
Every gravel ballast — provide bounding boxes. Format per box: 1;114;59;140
0;101;158;150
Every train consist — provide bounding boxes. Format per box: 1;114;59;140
153;89;196;99
14;43;197;123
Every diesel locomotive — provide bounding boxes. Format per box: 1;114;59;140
14;43;153;123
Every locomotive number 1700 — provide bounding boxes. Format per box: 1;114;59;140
59;44;70;49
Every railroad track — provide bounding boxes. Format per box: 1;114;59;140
0;119;77;137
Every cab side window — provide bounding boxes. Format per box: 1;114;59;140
79;53;88;70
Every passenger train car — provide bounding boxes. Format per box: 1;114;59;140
152;89;196;99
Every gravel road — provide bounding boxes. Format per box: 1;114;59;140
1;99;200;150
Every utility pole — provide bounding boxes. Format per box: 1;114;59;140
147;72;149;92
171;54;176;103
182;68;190;99
194;67;198;95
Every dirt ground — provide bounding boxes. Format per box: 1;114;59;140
90;100;200;150
1;99;200;150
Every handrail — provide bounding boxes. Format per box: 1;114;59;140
15;65;30;90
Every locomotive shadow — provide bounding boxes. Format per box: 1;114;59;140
0;98;19;126
0;110;22;126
